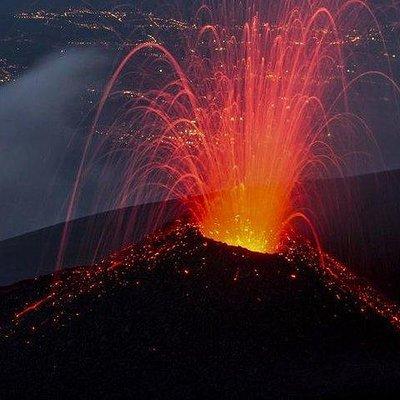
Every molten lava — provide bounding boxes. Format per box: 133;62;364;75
197;185;286;253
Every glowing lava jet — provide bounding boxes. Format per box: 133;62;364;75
74;0;391;255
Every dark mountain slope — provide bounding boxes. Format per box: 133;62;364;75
1;223;400;399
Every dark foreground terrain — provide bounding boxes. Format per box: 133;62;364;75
1;222;400;399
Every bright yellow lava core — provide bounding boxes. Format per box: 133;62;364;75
199;186;285;254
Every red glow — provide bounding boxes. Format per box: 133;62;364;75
16;294;53;319
10;223;400;334
185;11;340;253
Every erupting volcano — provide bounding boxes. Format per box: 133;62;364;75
8;0;400;333
2;1;400;397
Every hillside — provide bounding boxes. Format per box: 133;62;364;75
1;222;400;398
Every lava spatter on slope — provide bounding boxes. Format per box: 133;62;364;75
1;222;400;398
2;222;294;336
2;221;399;337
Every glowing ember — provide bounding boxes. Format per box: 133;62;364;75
198;186;285;253
6;222;400;334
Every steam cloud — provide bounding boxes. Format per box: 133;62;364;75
0;48;111;240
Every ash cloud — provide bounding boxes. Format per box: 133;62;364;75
0;48;111;240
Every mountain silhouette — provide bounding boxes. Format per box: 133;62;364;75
1;222;400;399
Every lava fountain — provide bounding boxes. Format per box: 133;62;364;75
63;0;395;258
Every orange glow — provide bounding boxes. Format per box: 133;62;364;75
198;185;287;253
